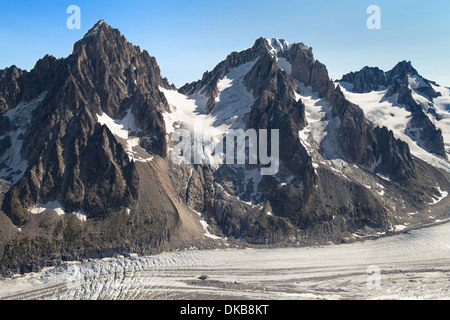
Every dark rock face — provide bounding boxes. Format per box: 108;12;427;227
386;80;446;158
0;21;172;225
0;136;11;158
0;66;24;114
73;125;138;216
0;56;65;115
340;66;386;93
326;86;379;168
373;126;415;182
284;43;332;98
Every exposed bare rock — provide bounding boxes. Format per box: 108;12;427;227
340;66;386;93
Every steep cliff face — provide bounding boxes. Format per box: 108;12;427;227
340;66;386;94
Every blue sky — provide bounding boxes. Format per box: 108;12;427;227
1;0;449;87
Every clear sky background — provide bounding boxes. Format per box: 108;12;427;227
1;0;449;88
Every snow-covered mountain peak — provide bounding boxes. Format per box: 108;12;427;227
265;38;291;55
339;61;450;161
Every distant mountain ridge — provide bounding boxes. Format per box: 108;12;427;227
339;61;448;159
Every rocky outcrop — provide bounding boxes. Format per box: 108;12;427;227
340;66;386;93
0;21;211;276
0;66;24;114
178;38;319;240
186;165;216;220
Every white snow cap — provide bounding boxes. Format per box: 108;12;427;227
265;38;291;55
